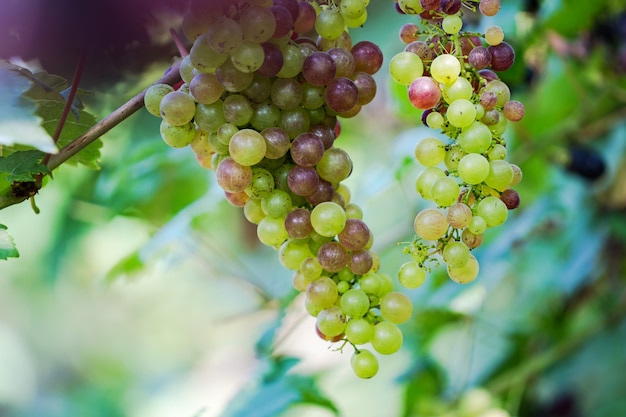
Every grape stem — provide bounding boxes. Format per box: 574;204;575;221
0;59;182;211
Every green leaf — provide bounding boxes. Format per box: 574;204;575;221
24;70;101;169
0;67;58;153
104;250;144;283
0;224;19;260
0;150;49;182
219;357;338;417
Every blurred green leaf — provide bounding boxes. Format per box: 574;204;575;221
0;150;49;182
0;223;19;260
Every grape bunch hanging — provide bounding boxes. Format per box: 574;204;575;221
144;0;409;379
391;0;524;285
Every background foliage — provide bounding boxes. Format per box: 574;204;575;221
1;1;626;416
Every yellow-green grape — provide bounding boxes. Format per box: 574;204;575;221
431;176;461;207
458;153;490;184
447;99;477;128
484;160;514;191
389;51;424;85
447;253;479;284
485;25;505;46
414;137;446;167
159;120;195;148
144;83;174;117
413;208;449;240
159;91;196;126
442;240;470;268
345;318;374;345
398;261;427;289
442;14;463;34
371;322;403;355
475;196;508;227
351;349;379;379
430;54;461;85
415;166;446;200
315;8;346;40
379;292;413;324
426;111;445;129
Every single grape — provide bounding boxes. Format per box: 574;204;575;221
349;249;374;275
338;218;371;251
485;159;514;191
284;207;313;239
447;253;479;283
398;261;427;289
279;239;313;270
447;202;472;228
457;121;493;153
315;8;345;40
389;51;424;85
351;349;379;379
159;91;196;126
468;46;492;70
430;54;461;85
479;0;501;16
345;318;374;345
414;208;449;240
239;5;276;43
443;240;470;268
230;40;265;73
371;322;403;355
287;165;320;196
229;129;267;166
431;176;461;207
159;120;195;148
415;166;446;200
468;215;487;235
318;241;349;272
485;26;504;46
442;14;462;34
341;289;371;318
325;77;359;113
503;100;525;121
408;76;441;109
475;195;508;227
316;147;353;183
442;77;473;103
447;99;477;128
310;201;347;237
245;167;275;198
462;228;484;249
488;42;515;71
302;52;337;86
257;215;289;247
351;41;384;75
414;137;446;167
380;292;413;324
144;84;174;117
458;153;490;184
316;306;346;338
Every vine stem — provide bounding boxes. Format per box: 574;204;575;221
0;59;182;211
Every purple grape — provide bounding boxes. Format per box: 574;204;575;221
287;165;320;196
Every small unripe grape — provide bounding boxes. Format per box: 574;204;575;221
476;195;508;227
414;137;446;166
389;51;424;85
371;322;403;355
345;318;374;345
443;240;470;268
442;14;463;34
458;153;490;184
145;84;174;117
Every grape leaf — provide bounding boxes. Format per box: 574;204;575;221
0;224;19;260
23;70;101;169
0;67;58;153
0;150;49;182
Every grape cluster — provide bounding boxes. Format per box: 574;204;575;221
390;0;523;284
144;0;411;379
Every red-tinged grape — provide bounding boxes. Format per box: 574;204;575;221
351;41;384;75
287;165;320;196
290;132;325;167
468;46;492;70
327;47;356;78
306;276;338;309
447;202;472;228
239;6;276;43
462;228;484;249
338;218;371;251
408;76;441;109
224;190;249;207
399;23;420;44
405;41;436;62
325;77;359;113
189;73;224;105
257;42;284;77
318;241;349;272
293;1;316;33
269;6;294;38
216;59;254;92
480;91;498;110
500;188;520;209
510;164;523;186
488;42;515;72
478;68;499;83
261;127;290;159
349;249;374;275
309;124;336;150
285;207;313;239
215;157;253;193
274;0;300;21
316;147;353;183
306;179;334;206
159;91;196;126
316;306;346;339
441;0;462;14
351;72;377;106
302;52;337;86
479;0;501;16
503;100;525;121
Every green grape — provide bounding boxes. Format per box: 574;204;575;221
315;9;346;40
223;94;254;127
261;189;292;217
293;270;313;292
431;176;461;207
305;297;324;317
244;197;265;224
442;14;463;34
389;51;424;85
413;208;449;241
144;84;174;117
458;121;492;154
340;0;367;19
371;322;403;355
340;289;371;318
415;166;446;200
398;0;424;14
444;146;467;171
344;9;368;28
430;54;461;85
217;122;238;145
345;203;364;220
207;17;242;54
179;55;195;83
257;216;289;247
229;129;267;166
159;120;195;148
351;349;379;379
447;253;479;284
468;215;487;234
426;111;445;129
337;280;350;294
474;103;486;121
251;100;281;131
230;41;265;73
245;167;275;198
300;257;323;280
414;137;446;167
190;72;224;105
359;271;382;297
317;306;347;338
195;100;227;133
398;261;427;289
377;272;393;297
315;147;353;184
442;77;473;103
277;44;305;78
380;292;413;324
447;202;472;228
487;143;507;160
489;111;508;135
447;99;477;128
279;239;313;270
306;276;339;309
484;159;514;191
475;195;508;227
510;163;523;186
310;201;347;237
443;240;470;268
189;34;228;72
458;153;490;184
345;318;374;345
159;91;196;126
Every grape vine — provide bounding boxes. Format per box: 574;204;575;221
391;0;524;285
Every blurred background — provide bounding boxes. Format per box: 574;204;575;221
1;0;626;416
